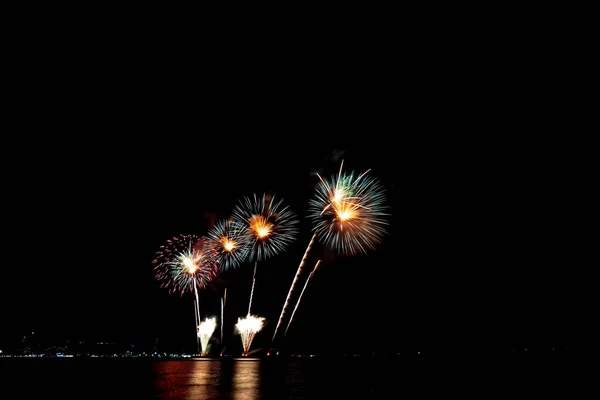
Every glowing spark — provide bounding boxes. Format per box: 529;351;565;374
197;317;217;356
334;201;358;221
222;238;236;252
250;215;273;238
182;256;198;274
333;188;345;203
235;314;265;355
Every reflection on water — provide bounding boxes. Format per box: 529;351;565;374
153;359;262;400
232;359;261;400
1;353;574;399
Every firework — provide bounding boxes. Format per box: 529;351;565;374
284;260;321;337
207;218;252;272
272;160;389;342
232;193;299;314
308;159;389;255
231;193;299;262
271;231;317;342
206;219;250;354
153;234;219;354
153;234;219;295
197;317;217;356
235;314;265;355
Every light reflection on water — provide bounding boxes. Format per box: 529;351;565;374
153;358;262;400
1;353;572;399
232;359;261;400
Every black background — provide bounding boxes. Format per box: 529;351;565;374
0;22;586;356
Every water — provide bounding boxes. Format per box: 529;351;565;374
0;353;581;399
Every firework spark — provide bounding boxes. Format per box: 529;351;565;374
284;260;321;337
271;232;317;342
308;159;389;255
153;234;219;354
153;234;219;295
231;193;299;262
235;314;265;355
272;160;389;342
197;317;217;356
205;219;250;354
232;193;299;315
221;288;227;345
207;219;252;272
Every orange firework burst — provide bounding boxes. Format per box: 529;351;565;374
232;193;299;315
272;160;390;343
231;193;299;262
207;219;252;271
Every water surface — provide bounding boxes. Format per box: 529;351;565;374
0;353;579;399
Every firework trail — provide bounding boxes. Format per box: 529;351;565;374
272;160;389;342
193;297;200;353
235;314;265;356
271;231;317;342
153;234;219;354
248;262;257;316
221;288;227;345
197;317;217;356
232;193;298;315
284;260;321;337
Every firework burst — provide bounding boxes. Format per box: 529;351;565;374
197;317;217;356
205;219;250;352
272;160;389;342
232;193;299;315
153;234;219;355
207;218;252;272
235;314;265;355
231;193;299;262
153;234;219;295
308;160;389;255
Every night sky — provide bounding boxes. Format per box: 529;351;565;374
0;138;580;354
0;45;583;356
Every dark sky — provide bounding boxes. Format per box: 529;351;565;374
0;36;585;355
0;138;581;354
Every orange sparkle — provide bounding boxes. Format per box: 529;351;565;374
334;201;358;222
249;215;273;238
220;237;236;252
